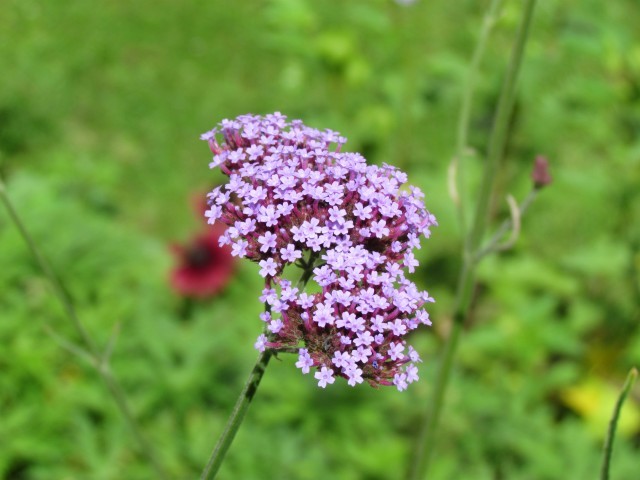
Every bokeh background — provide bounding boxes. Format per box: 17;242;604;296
1;0;639;478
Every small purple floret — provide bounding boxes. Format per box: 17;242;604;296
314;366;336;388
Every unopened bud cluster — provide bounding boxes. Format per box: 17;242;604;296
202;113;437;391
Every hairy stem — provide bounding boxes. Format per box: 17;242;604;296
409;1;538;478
600;367;638;480
0;176;166;479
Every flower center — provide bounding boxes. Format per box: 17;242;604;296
186;245;213;269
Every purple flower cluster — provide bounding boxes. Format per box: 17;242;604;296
201;112;437;391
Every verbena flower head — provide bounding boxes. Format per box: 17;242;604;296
201;112;437;391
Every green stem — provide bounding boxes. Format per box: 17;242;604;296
200;349;273;480
200;260;318;479
410;1;538;478
455;0;505;235
0;176;166;479
600;367;638;480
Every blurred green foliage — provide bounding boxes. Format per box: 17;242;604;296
1;0;639;478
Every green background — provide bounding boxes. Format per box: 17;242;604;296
1;0;639;478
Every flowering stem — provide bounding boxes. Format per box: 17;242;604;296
200;349;273;480
0;175;166;479
410;1;538;478
200;261;317;480
600;367;638;480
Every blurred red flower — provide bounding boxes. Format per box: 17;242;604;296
170;224;234;298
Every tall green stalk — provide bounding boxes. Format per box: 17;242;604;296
409;1;538;478
0;175;166;479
